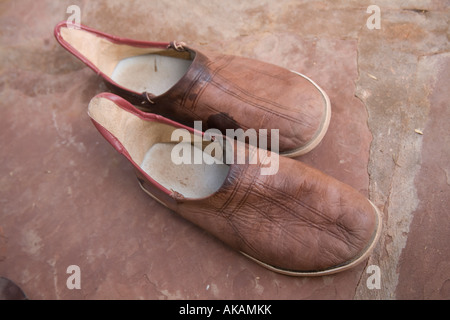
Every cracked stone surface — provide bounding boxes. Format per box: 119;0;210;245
0;0;449;299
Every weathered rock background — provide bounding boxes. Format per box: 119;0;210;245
0;0;448;299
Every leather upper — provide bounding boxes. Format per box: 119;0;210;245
55;21;329;155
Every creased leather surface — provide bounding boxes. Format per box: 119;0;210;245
54;22;327;154
134;47;326;153
89;94;377;274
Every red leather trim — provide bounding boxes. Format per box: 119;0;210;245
54;21;169;48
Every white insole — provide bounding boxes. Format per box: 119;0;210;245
140;143;230;199
111;54;192;95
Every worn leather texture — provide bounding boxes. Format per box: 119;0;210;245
55;22;330;155
89;93;380;275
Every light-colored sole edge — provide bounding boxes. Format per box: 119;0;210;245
239;199;383;277
280;71;332;158
139;177;383;277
